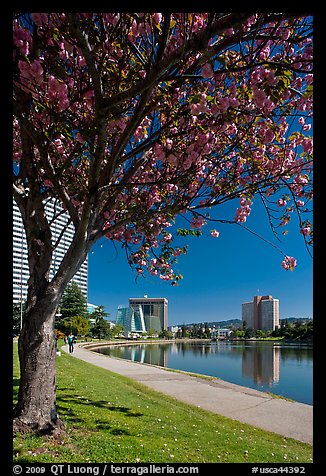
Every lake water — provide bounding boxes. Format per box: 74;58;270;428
94;340;313;405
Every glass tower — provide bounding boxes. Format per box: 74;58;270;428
129;297;168;333
116;305;147;334
116;297;168;335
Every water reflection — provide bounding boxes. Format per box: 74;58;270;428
95;341;312;404
242;345;280;386
127;344;168;367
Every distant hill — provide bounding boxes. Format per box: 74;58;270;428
176;317;311;329
177;319;242;328
280;317;312;324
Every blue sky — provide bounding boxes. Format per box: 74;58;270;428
88;196;313;326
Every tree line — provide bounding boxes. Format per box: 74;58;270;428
174;320;313;341
13;282;124;340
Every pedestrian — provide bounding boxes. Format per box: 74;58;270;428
67;331;75;353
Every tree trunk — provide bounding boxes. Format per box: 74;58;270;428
13;288;65;435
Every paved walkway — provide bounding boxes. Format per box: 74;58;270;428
62;343;313;444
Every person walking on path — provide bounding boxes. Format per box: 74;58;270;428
67;332;75;353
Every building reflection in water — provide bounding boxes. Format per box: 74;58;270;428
94;341;313;403
242;345;280;387
127;342;280;386
129;344;168;367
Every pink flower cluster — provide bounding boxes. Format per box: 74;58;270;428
13;24;32;56
47;75;70;112
252;86;275;113
277;198;287;207
191;216;206;229
18;59;44;87
300;226;311;237
201;63;214;79
13;13;313;280
235;197;252;223
281;256;297;271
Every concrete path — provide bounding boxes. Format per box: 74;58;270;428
62;343;313;444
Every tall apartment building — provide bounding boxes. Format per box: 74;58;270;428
242;295;279;331
13;198;88;304
116;296;168;335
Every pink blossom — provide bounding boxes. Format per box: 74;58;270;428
265;188;274;197
300;227;311;236
167;154;178;166
31;13;48;26
163;233;172;242
263;128;275;143
277;198;287;207
191;217;206;229
235;196;253;223
239;197;252;207
253;87;267;108
224;28;234;37
281;28;291;40
266;71;279;86
190;102;209;115
153;13;162;24
281;256;297;271
305;74;313;85
18;59;44;86
13;26;32;56
218;97;229;112
54;139;65;154
190;92;210;115
43;179;53;188
12;14;313;287
84;89;94;107
202;63;213;78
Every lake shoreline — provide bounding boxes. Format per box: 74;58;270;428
82;338;313;405
80;337;313;351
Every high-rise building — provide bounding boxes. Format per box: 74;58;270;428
242;295;279;331
129;296;168;333
116;296;168;335
13;198;88;305
116;305;147;334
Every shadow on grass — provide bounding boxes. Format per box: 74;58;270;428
57;393;144;417
56;391;141;436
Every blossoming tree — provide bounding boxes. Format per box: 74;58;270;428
13;13;313;433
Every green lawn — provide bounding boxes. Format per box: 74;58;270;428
13;342;313;463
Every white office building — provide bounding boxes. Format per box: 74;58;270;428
13;198;88;304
